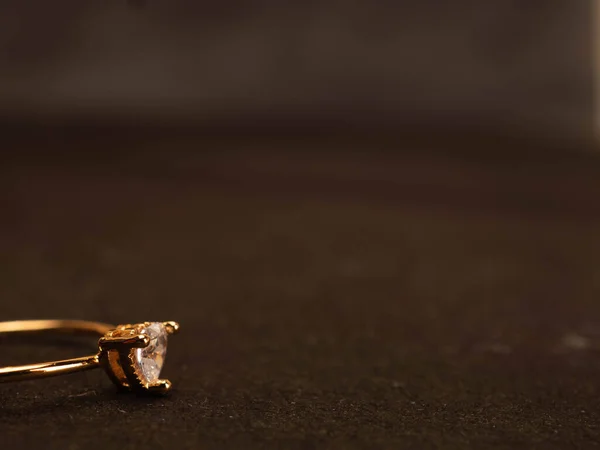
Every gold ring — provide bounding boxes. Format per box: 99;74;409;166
0;320;180;394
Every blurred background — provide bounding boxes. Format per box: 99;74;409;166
3;2;600;447
0;1;593;139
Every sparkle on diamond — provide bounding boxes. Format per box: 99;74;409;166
133;322;168;384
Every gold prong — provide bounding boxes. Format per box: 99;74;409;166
99;334;150;349
163;321;180;335
147;379;172;394
99;350;131;390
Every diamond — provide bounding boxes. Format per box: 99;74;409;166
133;322;168;384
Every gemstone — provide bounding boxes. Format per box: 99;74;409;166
133;322;168;384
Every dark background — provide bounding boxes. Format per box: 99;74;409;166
2;2;600;449
0;1;592;137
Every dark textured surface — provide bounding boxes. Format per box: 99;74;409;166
2;138;600;448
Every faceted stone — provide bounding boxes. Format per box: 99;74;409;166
133;322;167;384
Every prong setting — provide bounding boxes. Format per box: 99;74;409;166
163;321;180;335
99;334;150;349
98;321;178;395
148;379;172;394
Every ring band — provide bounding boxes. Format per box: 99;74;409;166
0;319;180;394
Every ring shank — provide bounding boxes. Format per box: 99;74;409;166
0;320;114;336
0;320;115;383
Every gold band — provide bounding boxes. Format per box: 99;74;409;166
0;319;180;395
0;320;114;383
